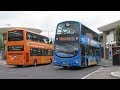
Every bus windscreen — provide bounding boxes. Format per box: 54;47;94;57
55;42;78;58
56;22;79;35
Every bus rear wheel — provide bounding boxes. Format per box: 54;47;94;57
85;59;88;67
96;60;98;65
34;60;37;66
50;58;52;64
16;65;23;67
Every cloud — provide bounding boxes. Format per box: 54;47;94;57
0;11;120;38
0;11;24;20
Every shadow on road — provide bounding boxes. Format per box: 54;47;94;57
55;65;98;71
8;63;52;69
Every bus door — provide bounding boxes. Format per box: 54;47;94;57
26;53;29;62
80;44;86;66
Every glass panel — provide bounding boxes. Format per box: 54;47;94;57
81;25;99;41
8;45;24;51
8;30;23;41
56;22;79;35
27;32;54;44
55;42;78;58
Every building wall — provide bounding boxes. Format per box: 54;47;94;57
103;31;107;59
103;29;116;59
106;30;115;43
98;20;120;60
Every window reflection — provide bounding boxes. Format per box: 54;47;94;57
55;42;78;58
26;32;54;44
56;22;79;35
8;30;23;41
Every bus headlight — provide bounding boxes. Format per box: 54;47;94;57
56;38;58;40
75;60;78;63
76;37;78;40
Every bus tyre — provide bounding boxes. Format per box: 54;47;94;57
34;60;37;66
63;66;68;69
50;59;52;64
86;60;88;67
16;65;23;67
96;60;98;65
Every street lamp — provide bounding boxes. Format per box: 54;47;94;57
6;24;11;27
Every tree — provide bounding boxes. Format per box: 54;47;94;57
116;25;120;46
99;33;103;42
0;32;4;51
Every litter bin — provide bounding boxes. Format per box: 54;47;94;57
113;53;120;65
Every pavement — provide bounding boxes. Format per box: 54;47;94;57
110;72;120;78
0;60;6;65
99;58;113;67
100;58;120;78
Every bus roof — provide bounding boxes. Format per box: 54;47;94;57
7;28;53;39
58;21;80;24
58;21;99;34
1;27;42;34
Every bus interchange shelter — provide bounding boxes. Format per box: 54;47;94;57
98;20;120;60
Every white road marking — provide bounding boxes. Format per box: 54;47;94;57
0;62;16;67
5;65;16;67
0;63;6;65
110;72;120;78
81;67;103;79
0;63;15;67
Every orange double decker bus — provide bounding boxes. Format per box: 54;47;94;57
6;28;54;67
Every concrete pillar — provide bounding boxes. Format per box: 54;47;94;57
108;44;112;59
114;28;117;47
103;31;107;59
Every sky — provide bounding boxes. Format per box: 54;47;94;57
0;11;120;38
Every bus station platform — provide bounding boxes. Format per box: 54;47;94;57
111;71;120;78
101;58;120;78
0;60;6;65
97;58;120;78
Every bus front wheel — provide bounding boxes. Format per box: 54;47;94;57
63;66;68;69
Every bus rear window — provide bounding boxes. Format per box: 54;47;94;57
8;45;24;51
8;30;23;41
